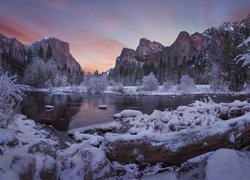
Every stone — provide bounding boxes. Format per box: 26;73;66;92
39;156;57;180
0;131;19;147
10;154;36;180
98;105;108;109
79;147;114;179
58;145;114;179
28;141;57;159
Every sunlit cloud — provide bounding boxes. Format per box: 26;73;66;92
0;0;249;72
227;6;250;22
0;15;42;43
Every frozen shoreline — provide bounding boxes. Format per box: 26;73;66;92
23;84;250;96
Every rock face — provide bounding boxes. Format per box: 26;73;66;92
0;34;26;63
0;34;83;82
28;37;82;73
135;38;164;60
112;15;250;89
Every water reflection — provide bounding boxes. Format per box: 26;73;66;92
22;92;82;131
21;92;250;132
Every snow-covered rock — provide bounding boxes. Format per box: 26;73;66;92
28;141;57;159
39;155;57;180
57;144;114;180
114;109;143;119
98;105;108;109
113;100;250;135
68;122;122;135
205;149;250;180
10;154;36;180
45;105;54;112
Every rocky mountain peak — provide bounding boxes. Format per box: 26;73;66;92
242;14;250;27
0;33;83;81
136;38;164;59
116;48;136;64
0;33;26;63
175;31;191;41
120;48;135;57
28;37;81;72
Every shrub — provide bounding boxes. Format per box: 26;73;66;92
85;76;108;93
141;73;158;91
111;82;124;93
163;80;175;91
179;75;196;94
0;74;23;126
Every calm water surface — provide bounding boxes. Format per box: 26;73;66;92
21;92;250;131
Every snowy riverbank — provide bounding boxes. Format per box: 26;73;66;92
24;84;250;96
1;99;250;179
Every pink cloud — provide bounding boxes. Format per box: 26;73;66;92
38;0;69;11
0;16;42;43
227;6;250;22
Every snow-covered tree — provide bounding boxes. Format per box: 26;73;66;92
0;65;4;76
23;59;48;87
85;76;108;93
179;75;196;93
235;52;250;67
0;73;23;127
209;63;229;92
23;59;68;88
44;60;68;87
163;80;175;92
141;72;158;91
235;52;250;91
111;82;124;93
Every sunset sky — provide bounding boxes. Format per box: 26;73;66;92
0;0;249;72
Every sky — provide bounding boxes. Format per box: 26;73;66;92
0;0;249;72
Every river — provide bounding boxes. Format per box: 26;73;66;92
21;92;250;131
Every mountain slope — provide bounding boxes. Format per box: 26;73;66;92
111;15;250;89
0;34;83;84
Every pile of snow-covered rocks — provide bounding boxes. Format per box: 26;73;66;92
0;115;114;180
112;99;250;134
1;99;250;179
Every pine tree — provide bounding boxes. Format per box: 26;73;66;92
46;44;53;59
38;46;44;59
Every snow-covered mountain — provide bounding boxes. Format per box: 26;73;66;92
0;34;83;82
111;14;250;90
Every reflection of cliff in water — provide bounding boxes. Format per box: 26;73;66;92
21;92;82;131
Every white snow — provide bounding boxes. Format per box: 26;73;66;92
142;171;177;180
1;98;250;179
238;36;250;47
98;105;108;109
113;109;143;118
68;121;122;135
44;36;54;40
105;101;250;153
205;149;250;180
25;83;248;96
0;114;59;179
111;100;250;135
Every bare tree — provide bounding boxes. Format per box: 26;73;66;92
0;74;23;127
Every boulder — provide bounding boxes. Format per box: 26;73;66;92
39;156;57;180
58;145;114;179
0;131;19;147
10;154;36;180
28;141;57;159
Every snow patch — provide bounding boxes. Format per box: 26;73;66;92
206;149;250;180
